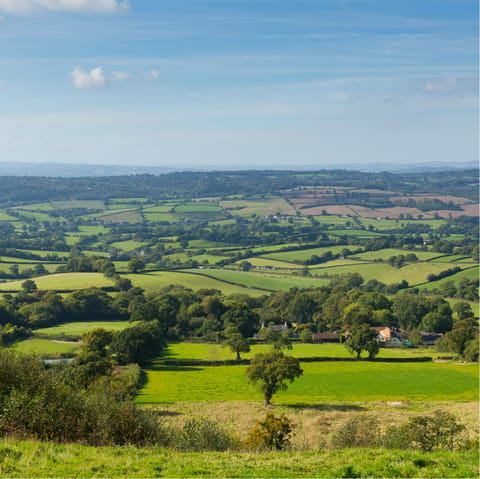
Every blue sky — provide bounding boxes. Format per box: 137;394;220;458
0;0;477;169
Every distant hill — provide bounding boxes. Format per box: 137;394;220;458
0;161;477;177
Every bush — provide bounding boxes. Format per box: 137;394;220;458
331;414;381;448
383;410;467;452
174;417;237;452
245;413;294;450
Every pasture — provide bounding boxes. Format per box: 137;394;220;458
261;245;358;263
33;321;140;337
124;271;266;296
0;273;114;291
1;439;477;478
220;198;296;217
137;362;479;403
13;338;80;355
350;248;442;261
186;269;330;291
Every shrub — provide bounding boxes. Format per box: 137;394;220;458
383;410;467;452
331;414;381;448
245;413;294;450
175;417;237;452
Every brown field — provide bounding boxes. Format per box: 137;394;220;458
301;205;356;216
389;194;471;204
460;203;479;216
152;400;479;450
350;206;435;220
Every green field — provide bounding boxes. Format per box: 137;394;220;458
350;249;442;261
144;212;177;223
1;438;477;478
220;198;296;217
33;321;140;337
185;269;330;291
262;245;358;263
13;338;80;355
418;267;479;291
0;273;114;291
110;240;149;251
138;362;479;403
97;210;143;224
176;203;223;213
164;342;443;362
124;271;266;296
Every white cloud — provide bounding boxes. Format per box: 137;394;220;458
0;0;128;15
70;66;107;89
110;71;131;81
424;75;457;92
140;69;160;80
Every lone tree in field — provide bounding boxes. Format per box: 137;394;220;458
222;326;250;360
246;350;303;405
345;323;379;359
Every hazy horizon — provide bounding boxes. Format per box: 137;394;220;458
0;0;478;168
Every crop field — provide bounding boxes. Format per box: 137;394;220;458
124;271;266;296
220;198;296;217
33;321;141;337
389;194;471;205
0;273;114;291
137;362;479;404
14;338;80;355
186;269;330;291
143;205;175;213
261;245;359;263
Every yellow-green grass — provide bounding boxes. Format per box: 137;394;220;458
164;342;444;362
143;205;174;213
351;249;442;261
0;212;18;221
317;262;468;286
97;210;143;224
138;362;479;404
109;197;149;204
16;249;68;259
189;254;231;264
250;243;306;254
0;263;58;274
0;273;114;291
0;256;45;263
220;198;296;217
144;212;177;223
110;240;149;251
239;257;303;269
12;210;60;222
1;439;477;479
429;255;474;262
329;229;383;237
124;272;266;296
262;245;356;263
76;225;109;234
312;215;351;225
34;321;140;337
13;338;80;355
184;269;330;291
418;267;479;291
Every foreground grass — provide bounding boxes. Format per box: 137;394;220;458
138;362;479;403
0;439;477;478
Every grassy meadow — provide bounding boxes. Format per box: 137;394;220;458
0;438;477;478
33;321;140;337
137;362;479;404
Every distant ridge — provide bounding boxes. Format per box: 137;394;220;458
0;160;477;177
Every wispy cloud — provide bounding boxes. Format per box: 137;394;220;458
0;0;128;15
110;70;131;81
422;75;478;96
